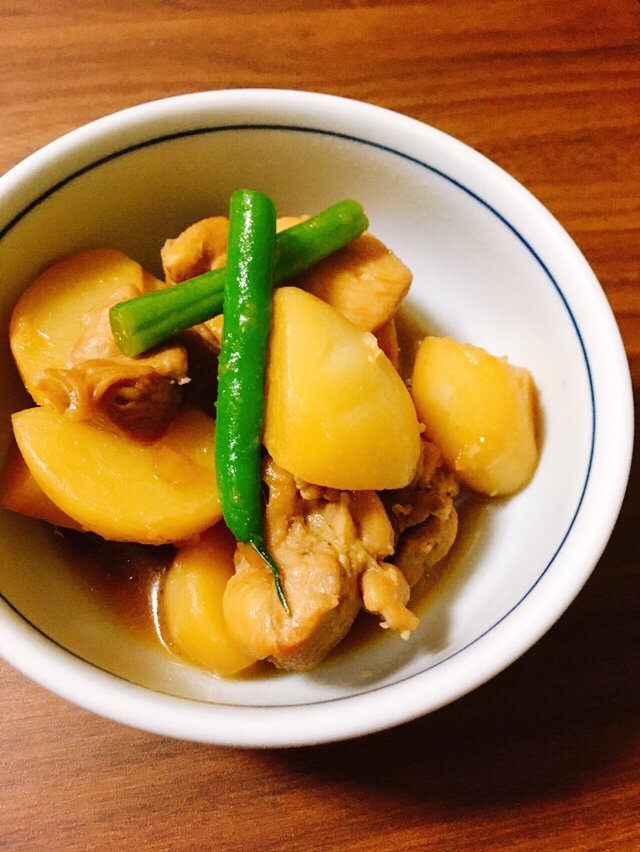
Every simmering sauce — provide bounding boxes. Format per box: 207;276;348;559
58;531;175;647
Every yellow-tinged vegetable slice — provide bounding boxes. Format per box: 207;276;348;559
11;405;222;544
1;443;83;531
162;524;257;676
263;287;421;490
10;248;161;404
411;336;538;496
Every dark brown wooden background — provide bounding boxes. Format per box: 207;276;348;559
1;2;638;849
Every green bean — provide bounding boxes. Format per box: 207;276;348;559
215;189;288;612
109;200;368;357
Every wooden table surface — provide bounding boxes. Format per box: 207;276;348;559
1;1;638;849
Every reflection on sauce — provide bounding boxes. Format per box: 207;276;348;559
57;531;175;649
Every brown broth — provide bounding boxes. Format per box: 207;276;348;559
56;529;175;648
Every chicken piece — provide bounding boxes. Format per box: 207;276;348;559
160;216;308;285
35;285;189;441
161;216;229;284
161;215;304;285
361;562;419;638
223;443;459;670
291;232;412;333
226;542;363;670
392;511;459;589
381;437;460;588
223;459;402;671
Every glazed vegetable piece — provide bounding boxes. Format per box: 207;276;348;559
10;249;189;440
11;405;222;543
9;248;163;405
215;189;287;611
263;287;422;490
1;444;83;531
109;200;369;357
411;336;539;496
162;524;257;676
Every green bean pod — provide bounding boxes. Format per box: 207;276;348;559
215;189;288;612
109;200;368;357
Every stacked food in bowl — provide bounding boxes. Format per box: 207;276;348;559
0;90;632;746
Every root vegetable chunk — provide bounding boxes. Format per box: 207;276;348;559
162;525;257;676
263;287;421;491
1;444;83;530
411;336;538;496
11;405;222;544
9;249;161;405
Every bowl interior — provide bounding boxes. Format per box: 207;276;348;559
0;92;632;740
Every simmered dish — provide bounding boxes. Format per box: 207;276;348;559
2;197;539;675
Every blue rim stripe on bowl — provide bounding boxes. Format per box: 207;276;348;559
0;124;596;706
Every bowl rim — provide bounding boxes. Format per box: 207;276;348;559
0;89;634;746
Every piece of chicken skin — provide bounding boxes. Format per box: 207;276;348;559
223;459;421;671
35;285;189;441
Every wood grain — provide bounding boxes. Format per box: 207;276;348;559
1;1;638;849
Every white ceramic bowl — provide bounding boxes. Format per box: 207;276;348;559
0;90;633;747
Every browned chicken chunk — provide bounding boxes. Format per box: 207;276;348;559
161;216;229;284
292;231;412;333
223;459;419;671
160;215;302;285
